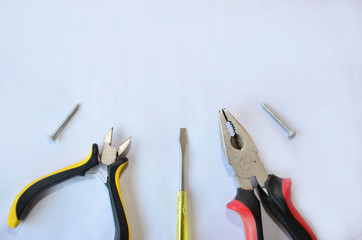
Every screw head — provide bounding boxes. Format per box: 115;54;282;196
47;135;56;144
288;130;296;139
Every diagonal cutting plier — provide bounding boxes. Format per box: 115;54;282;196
8;128;131;240
219;109;317;240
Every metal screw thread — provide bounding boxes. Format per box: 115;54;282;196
49;103;80;141
260;103;295;138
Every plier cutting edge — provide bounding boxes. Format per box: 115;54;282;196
8;128;131;240
219;109;317;240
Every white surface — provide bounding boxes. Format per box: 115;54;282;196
1;1;362;239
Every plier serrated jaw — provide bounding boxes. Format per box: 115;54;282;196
219;108;268;189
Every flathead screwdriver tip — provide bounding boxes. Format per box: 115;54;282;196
179;128;187;191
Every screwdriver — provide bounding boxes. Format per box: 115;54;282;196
177;128;187;240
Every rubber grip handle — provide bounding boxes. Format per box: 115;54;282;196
227;188;264;240
7;144;99;228
106;157;130;240
258;174;317;240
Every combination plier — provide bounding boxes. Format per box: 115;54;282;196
219;109;317;240
8;128;131;240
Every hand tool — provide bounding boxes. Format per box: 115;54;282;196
177;128;187;240
260;102;296;139
219;109;316;240
48;103;80;143
8;128;131;240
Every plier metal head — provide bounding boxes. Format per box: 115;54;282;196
100;128;131;165
219;108;268;190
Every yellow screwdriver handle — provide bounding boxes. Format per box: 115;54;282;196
176;190;187;240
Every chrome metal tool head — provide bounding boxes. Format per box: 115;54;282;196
219;109;268;190
100;128;131;165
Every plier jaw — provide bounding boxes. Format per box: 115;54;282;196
219;108;268;189
101;128;131;165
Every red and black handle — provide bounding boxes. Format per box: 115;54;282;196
106;157;130;240
226;175;316;240
227;188;264;240
258;174;317;240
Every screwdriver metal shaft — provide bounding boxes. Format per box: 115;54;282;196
177;128;187;240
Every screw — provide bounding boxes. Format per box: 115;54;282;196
47;103;80;143
260;102;296;139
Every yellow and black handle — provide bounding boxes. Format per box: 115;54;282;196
8;144;99;228
106;157;130;240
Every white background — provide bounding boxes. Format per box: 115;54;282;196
1;0;362;239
